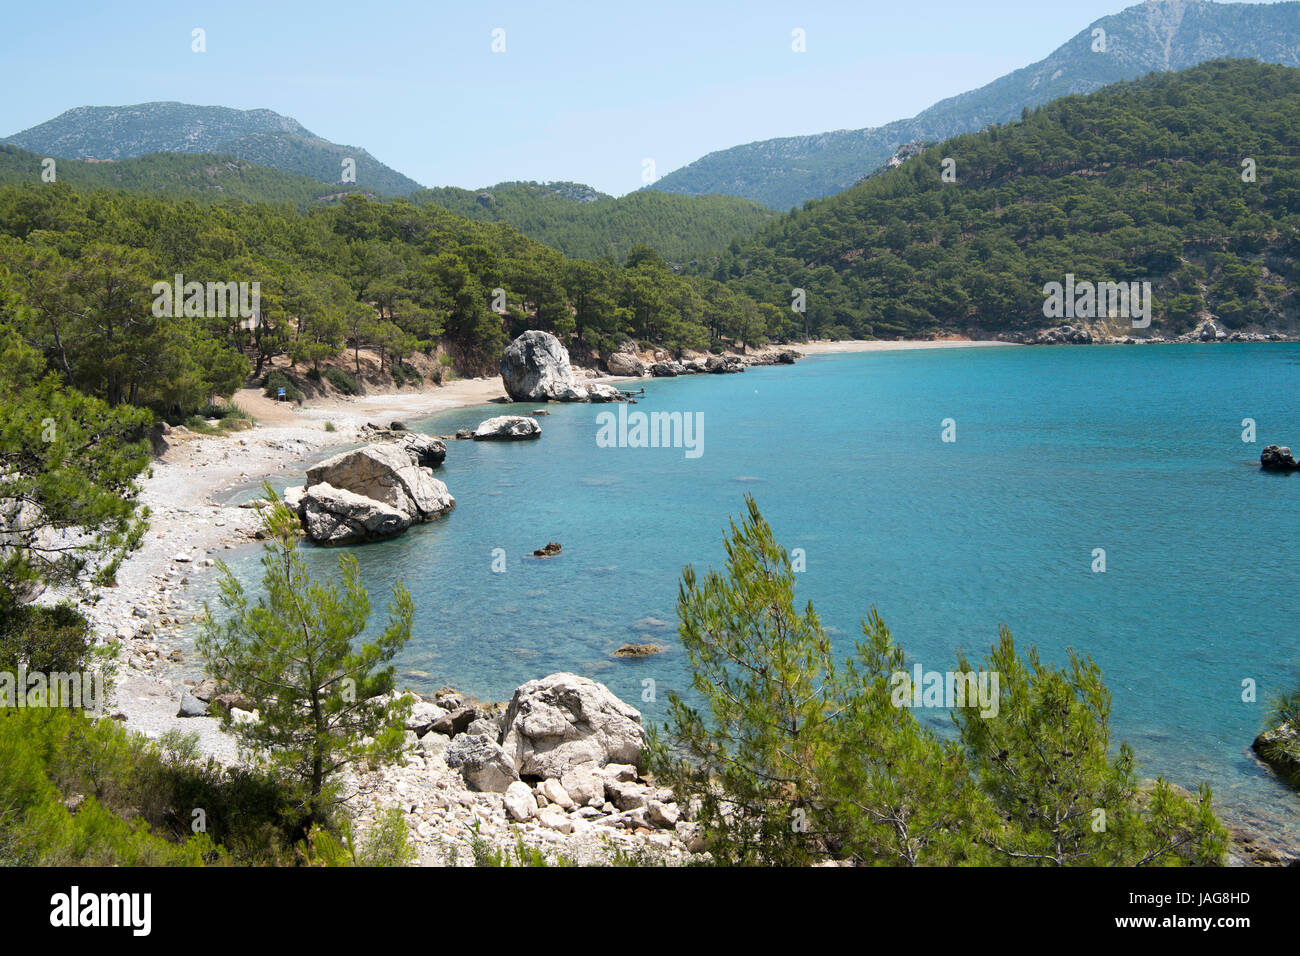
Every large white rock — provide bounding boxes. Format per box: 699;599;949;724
500;330;589;402
473;416;542;441
503;780;537;822
298;443;454;543
501;672;646;779
395;433;447;469
306;444;453;519
300;482;411;543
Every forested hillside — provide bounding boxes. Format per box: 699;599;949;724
412;181;773;263
710;60;1300;340
650;0;1300;208
0;145;369;208
0;186;794;421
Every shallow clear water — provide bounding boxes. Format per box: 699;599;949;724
218;344;1300;827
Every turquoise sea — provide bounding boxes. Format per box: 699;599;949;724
221;344;1300;828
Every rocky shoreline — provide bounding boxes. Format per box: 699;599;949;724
995;318;1298;346
71;366;708;864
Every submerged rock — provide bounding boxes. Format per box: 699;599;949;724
613;643;664;658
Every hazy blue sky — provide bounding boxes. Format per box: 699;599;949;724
0;1;1279;194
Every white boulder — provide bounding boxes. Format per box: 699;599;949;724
500;672;646;779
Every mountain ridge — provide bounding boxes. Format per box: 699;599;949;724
2;101;422;197
649;0;1300;209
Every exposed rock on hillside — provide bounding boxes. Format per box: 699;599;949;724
606;350;646;377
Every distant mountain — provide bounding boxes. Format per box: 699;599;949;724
1;102;421;196
650;0;1300;209
0;144;372;207
411;181;774;263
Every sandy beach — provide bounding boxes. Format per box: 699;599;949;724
795;338;1014;354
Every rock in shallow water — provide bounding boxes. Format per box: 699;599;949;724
306;444;453;518
473;416;542;441
297;443;455;544
613;643;663;658
1260;444;1300;471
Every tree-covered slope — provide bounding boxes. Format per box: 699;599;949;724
0;145;370;207
651;0;1300;209
713;60;1300;340
0;177;798;420
2;102;422;197
411;181;774;263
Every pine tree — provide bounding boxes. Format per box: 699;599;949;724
650;495;836;865
198;491;413;832
820;609;995;865
955;629;1226;866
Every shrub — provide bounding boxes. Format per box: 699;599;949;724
262;371;304;405
0;596;93;676
324;367;360;395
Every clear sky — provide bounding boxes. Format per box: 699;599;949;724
0;1;1280;195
